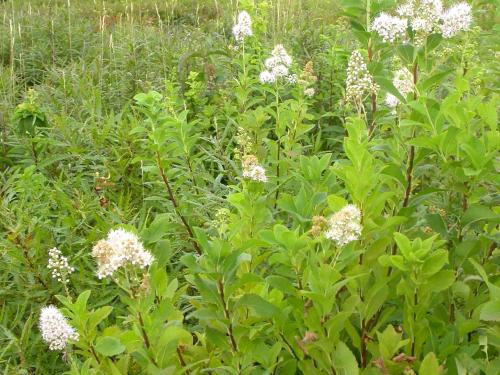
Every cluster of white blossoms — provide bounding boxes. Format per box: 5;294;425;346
232;11;252;42
39;306;79;351
325;205;362;247
304;87;315;97
371;13;408;43
47;247;75;284
385;67;414;108
91;229;154;279
372;0;472;43
345;50;378;104
441;3;473;38
242;155;267;182
259;44;295;84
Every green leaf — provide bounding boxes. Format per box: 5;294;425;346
374;76;405;103
425;270;455;293
327;195;348;212
394;233;412;260
397;44;415;64
477;101;498;128
419;70;453;92
421;249;448;276
425;34;442;52
88;306;113;330
95;336;126;357
462;205;500;228
332;341;358;375
237;294;281;319
480;300;500;322
420;352;442;375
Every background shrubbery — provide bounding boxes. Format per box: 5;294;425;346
0;0;498;374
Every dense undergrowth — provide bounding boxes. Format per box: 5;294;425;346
0;0;499;374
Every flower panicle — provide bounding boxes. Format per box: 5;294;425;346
325;204;362;247
91;229;154;279
232;11;252;42
242;155;268;183
47;247;75;284
39;305;79;351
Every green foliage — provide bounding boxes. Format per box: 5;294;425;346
0;0;498;374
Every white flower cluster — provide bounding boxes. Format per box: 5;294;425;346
399;0;443;35
304;87;315;97
441;3;472;38
232;11;252;42
47;247;75;284
92;229;154;279
39;306;79;351
242;155;267;182
325;204;362;247
259;44;295;84
373;0;472;43
385;67;414;108
345;50;378;104
371;13;408;43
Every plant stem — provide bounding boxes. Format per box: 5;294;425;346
367;41;377;136
138;312;159;366
274;86;281;208
176;346;190;373
155;150;201;255
402;62;419;208
90;344;101;364
360;319;368;368
217;279;238;353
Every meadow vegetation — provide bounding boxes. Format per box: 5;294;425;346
0;0;498;374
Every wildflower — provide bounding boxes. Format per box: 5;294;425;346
259;70;276;84
396;0;443;35
371;13;408;43
304;87;315;97
309;215;327;237
242;155;268;182
345;51;378;105
441;2;472;38
39;306;79;351
232;11;252;42
47;247;75;284
91;229;154;279
234;127;253;159
325;204;362;247
385;67;413;108
385;94;400;108
287;74;298;84
260;44;294;84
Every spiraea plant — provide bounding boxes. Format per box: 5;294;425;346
0;1;498;374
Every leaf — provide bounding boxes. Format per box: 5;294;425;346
421;249;448;276
419;70;453;92
88;306;113;330
425;270;455;293
394;233;412;260
94;336;126;357
237;294;281;319
327;195;348;212
462;205;500;228
377;325;407;360
477;101;498;128
332;341;359;375
420;352;442;375
480;300;500;322
425;33;443;52
397;44;415;64
374;76;405;103
267;276;296;295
